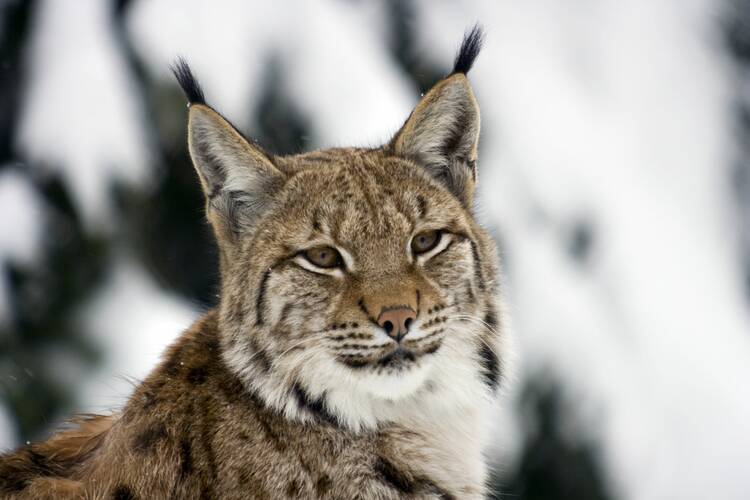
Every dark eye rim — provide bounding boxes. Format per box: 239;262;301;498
411;229;444;255
301;246;344;269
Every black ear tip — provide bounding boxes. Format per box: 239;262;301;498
171;57;206;105
452;24;485;75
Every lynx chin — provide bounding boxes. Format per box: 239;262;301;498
1;25;509;499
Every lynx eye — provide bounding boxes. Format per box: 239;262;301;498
303;246;342;269
411;230;441;255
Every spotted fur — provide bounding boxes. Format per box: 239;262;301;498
0;26;508;499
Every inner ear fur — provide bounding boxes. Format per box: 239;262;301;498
187;104;285;241
390;74;480;207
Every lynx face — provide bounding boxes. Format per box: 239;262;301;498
174;28;502;430
222;150;495;405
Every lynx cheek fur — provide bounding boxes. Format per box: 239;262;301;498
0;26;507;499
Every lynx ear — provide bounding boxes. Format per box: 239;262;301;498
172;60;284;240
391;26;483;207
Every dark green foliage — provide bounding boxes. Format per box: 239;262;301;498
386;0;444;95
112;1;219;307
113;99;220;307
490;378;614;500
0;0;105;442
568;219;595;264
255;57;312;156
724;1;750;302
0;0;35;163
0;174;107;440
723;0;750;64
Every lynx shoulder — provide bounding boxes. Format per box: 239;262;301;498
1;25;508;499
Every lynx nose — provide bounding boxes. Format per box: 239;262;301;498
377;307;417;342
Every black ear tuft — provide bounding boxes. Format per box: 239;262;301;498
171;57;206;105
452;24;484;75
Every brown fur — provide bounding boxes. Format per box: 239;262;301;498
1;33;504;499
2;311;483;498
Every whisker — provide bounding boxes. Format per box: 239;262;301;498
403;328;445;347
274;334;327;362
441;314;502;360
447;314;500;336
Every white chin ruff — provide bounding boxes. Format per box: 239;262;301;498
363;359;433;401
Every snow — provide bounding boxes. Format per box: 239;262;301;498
275;1;415;147
16;0;152;232
126;0;281;131
126;0;415;146
77;257;197;413
0;402;17;452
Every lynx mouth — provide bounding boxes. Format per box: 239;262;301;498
377;347;417;369
336;340;442;371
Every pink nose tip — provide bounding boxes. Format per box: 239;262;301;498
377;307;417;342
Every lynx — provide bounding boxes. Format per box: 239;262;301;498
0;26;507;499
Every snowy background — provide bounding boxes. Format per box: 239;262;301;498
2;1;750;499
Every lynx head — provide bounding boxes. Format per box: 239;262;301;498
173;26;504;430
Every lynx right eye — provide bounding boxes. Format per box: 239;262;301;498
411;230;441;255
304;246;342;269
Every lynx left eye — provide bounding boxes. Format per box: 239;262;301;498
304;246;342;268
411;230;441;255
